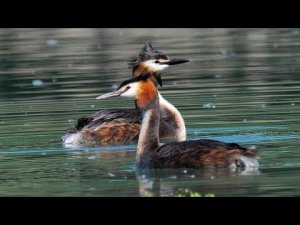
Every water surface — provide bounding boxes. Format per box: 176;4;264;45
0;28;300;196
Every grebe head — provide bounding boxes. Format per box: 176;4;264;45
97;73;157;109
129;42;189;86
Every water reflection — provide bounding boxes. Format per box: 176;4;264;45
136;167;260;197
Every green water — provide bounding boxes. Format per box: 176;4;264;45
0;28;300;196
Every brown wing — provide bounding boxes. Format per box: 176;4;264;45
81;121;141;143
87;108;142;130
152;139;256;168
62;108;179;143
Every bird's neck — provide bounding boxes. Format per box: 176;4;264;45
136;97;160;168
158;94;186;141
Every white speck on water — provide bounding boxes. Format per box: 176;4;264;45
88;187;96;191
32;79;43;87
203;103;216;109
41;152;47;155
0;121;4;124
220;49;236;59
243;119;248;122
215;74;222;78
261;104;266;108
52;78;58;83
183;170;187;174
210;176;215;180
213;94;217;98
107;172;115;177
188;174;195;178
47;39;58;46
169;175;177;179
272;43;278;48
249;145;256;150
291;103;295;106
112;84;118;89
68;119;74;123
280;38;288;43
292;29;300;35
87;155;96;160
90;105;95;108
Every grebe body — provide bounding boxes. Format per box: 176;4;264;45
62;42;188;145
97;73;259;169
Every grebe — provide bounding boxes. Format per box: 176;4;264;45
97;73;259;169
62;42;189;145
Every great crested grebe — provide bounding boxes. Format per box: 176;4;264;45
97;73;259;169
61;42;189;145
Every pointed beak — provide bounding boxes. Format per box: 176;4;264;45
163;58;189;65
96;90;122;100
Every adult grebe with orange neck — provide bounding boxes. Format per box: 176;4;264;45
97;73;259;169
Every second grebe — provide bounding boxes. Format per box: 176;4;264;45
62;42;189;145
97;73;259;169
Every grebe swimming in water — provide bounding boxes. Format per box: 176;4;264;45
62;42;189;146
97;73;259;169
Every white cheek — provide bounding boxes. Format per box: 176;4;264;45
144;61;169;71
121;83;138;97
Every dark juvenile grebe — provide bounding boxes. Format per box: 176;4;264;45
62;42;189;145
97;73;259;169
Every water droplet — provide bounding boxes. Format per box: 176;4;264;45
41;152;47;155
90;105;95;108
47;39;58;46
261;104;266;108
220;49;236;59
280;38;288;43
203;103;216;109
183;170;187;174
68;119;74;123
32;79;43;87
87;155;96;160
107;172;115;177
243;119;248;122
210;176;215;180
292;29;300;35
291;103;295;106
